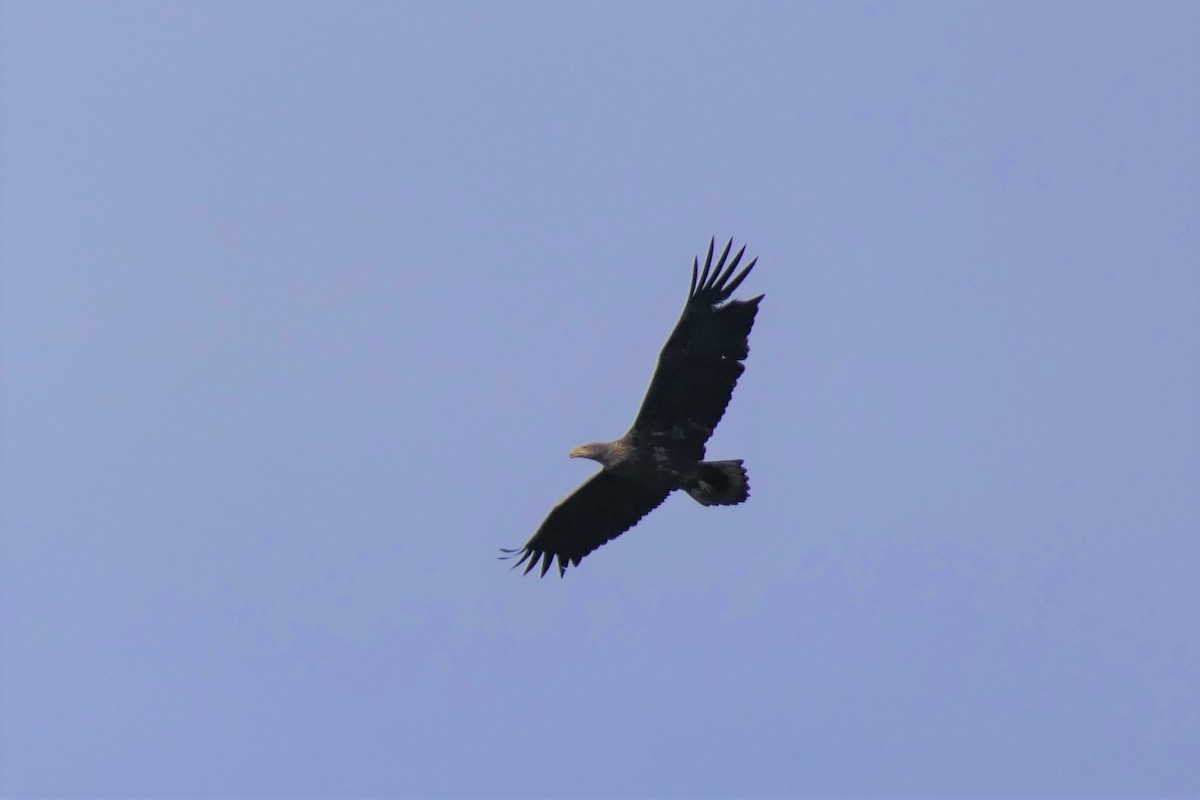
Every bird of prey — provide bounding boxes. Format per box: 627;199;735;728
501;239;763;577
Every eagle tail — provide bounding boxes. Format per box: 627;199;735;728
685;459;749;507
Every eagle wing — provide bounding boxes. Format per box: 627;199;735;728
630;238;763;458
500;471;670;577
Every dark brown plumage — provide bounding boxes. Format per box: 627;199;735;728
500;239;763;577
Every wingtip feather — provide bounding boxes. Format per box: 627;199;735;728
715;245;746;294
697;238;715;290
723;257;757;296
709;239;733;290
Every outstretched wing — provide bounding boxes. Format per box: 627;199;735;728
630;238;763;458
500;471;670;578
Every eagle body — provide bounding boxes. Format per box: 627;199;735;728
570;434;747;505
569;436;688;487
501;239;763;577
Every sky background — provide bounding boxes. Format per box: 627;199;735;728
2;1;1197;796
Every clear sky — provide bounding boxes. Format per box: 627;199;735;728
2;1;1197;796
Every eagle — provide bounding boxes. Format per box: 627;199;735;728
500;239;764;577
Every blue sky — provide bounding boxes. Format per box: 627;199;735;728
1;1;1197;796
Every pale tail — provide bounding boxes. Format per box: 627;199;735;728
685;460;750;506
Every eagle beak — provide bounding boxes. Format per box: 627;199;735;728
568;446;586;459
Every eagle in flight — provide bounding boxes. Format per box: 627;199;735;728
501;239;764;577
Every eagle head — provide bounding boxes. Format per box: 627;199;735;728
569;442;603;461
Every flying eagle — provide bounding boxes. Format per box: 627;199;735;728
501;239;763;577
